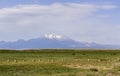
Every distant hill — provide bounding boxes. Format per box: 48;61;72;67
0;34;119;49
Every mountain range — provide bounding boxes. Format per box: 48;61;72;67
0;34;119;49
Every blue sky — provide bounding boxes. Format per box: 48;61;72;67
0;0;119;6
0;0;120;45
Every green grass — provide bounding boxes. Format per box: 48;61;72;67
0;49;120;76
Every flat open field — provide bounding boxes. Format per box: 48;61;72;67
0;49;120;76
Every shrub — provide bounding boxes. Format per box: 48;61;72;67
90;68;98;72
72;53;76;55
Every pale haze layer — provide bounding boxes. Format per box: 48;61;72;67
0;0;120;45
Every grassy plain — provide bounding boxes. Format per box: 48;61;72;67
0;49;120;76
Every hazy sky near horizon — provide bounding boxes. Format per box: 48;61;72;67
0;0;120;45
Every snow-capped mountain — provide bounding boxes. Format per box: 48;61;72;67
0;34;119;49
44;34;65;40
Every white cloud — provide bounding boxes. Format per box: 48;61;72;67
0;3;119;44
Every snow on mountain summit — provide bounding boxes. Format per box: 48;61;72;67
44;34;64;39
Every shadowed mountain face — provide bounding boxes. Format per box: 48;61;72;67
0;34;119;49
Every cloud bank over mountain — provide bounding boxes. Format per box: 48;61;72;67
0;2;119;45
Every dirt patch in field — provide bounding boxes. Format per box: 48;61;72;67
63;64;113;71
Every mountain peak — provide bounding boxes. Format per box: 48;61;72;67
44;34;63;39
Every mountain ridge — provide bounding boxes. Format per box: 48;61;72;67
0;34;119;49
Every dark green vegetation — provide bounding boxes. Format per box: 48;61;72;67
0;49;120;76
